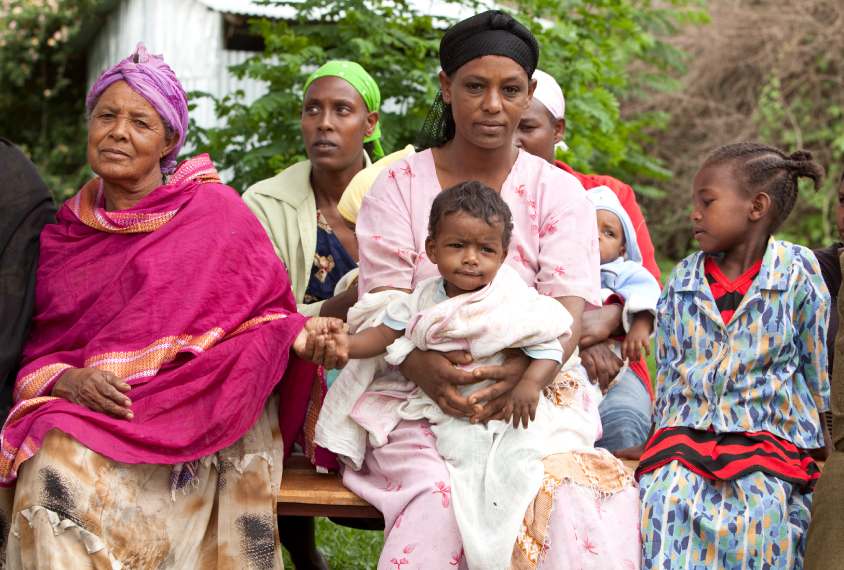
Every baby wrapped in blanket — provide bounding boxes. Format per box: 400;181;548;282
313;181;600;570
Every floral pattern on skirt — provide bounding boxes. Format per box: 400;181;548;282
640;460;812;570
0;394;285;570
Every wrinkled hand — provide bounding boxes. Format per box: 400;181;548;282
293;317;348;369
504;379;541;429
466;349;533;424
579;304;623;350
399;349;479;418
52;368;133;420
580;342;623;394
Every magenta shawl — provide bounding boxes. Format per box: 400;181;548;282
0;155;334;485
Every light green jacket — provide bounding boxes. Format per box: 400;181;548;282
243;156;370;317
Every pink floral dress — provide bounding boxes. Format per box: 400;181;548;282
349;149;642;570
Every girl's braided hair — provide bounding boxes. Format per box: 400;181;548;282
703;142;825;233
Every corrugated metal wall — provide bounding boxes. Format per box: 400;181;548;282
86;0;268;130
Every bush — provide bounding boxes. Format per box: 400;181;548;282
633;0;844;259
0;0;104;203
187;0;708;193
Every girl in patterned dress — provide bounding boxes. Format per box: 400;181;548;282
637;143;831;569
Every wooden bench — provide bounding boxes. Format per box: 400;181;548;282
278;453;646;519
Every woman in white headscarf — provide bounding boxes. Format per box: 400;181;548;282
514;69;659;454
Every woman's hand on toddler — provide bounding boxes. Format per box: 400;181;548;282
293;317;350;369
621;312;654;363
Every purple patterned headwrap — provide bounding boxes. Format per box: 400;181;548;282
86;42;188;174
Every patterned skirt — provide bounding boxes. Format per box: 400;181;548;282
640;460;813;570
0;394;285;570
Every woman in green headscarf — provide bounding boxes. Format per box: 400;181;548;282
244;61;383;321
243;61;383;570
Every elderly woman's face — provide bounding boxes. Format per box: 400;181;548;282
87;80;176;184
301;76;378;173
441;55;535;149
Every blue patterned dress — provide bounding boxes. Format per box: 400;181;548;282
303;209;357;305
640;238;830;570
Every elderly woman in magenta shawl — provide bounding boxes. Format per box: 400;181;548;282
0;43;337;569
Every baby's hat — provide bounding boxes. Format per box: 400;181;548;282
586;186;641;263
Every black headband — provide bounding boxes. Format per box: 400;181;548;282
439;11;539;78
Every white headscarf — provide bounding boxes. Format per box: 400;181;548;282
531;69;568;152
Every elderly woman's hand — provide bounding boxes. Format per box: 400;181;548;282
399;349;480;418
293;317;348;369
52;368;133;420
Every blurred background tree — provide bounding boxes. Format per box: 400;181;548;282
0;0;108;202
8;0;844;266
186;0;708;192
631;0;844;260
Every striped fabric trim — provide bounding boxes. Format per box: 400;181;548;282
0;398;60;484
635;427;820;492
70;178;179;234
223;314;287;340
82;329;225;382
68;155;220;235
14;363;73;403
2;312;288;484
168;154;221;186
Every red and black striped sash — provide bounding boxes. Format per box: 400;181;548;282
635;427;820;492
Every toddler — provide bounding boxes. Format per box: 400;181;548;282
309;181;600;570
637;143;831;570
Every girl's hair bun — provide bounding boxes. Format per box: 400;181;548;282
788;149;814;162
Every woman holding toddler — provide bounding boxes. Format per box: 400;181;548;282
308;10;641;570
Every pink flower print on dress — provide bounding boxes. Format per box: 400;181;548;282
595;499;606;519
433;481;451;508
381;479;403;492
513;245;530;267
360;467;371;477
622;559;636;570
401;165;414;177
582;536;598;555
552;265;566;277
450;548;464;565
420;423;435;438
388;169;396;180
539;218;558;238
403;543;417;554
514;185;526;197
395;509;406;528
391;557;409;569
372;235;382;240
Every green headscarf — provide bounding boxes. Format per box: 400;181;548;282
303;61;384;159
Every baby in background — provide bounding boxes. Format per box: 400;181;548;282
582;186;661;397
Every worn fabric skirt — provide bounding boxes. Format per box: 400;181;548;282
640;460;812;570
0;394;285;570
342;373;642;570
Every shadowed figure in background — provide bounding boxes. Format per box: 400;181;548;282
0;138;56;423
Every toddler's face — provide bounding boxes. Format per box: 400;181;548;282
596;209;626;264
425;212;508;297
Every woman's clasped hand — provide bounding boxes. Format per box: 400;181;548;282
52;368;134;420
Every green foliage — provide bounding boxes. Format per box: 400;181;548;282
281;518;382;569
188;0;708;192
757;69;844;247
0;0;103;202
